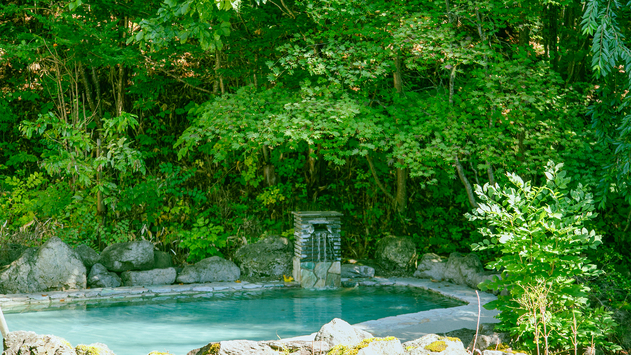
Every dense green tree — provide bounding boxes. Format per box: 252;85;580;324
0;0;628;264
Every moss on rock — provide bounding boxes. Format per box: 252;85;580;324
424;340;448;352
202;343;221;355
75;343;115;355
327;337;397;355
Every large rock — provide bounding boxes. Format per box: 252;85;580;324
314;318;373;348
414;252;498;290
262;340;331;355
88;263;121;288
3;330;76;355
467;324;509;352
188;340;331;355
153;251;173;269
402;334;467;355
234;236;293;278
75;244;100;269
216;340;276;355
0;237;86;294
341;264;375;278
75;343;115;355
375;236;417;271
176;256;240;284
98;240;154;272
414;253;447;280
0;244;29;266
356;338;404;355
121;268;177;286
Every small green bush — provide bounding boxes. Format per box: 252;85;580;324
468;162;619;353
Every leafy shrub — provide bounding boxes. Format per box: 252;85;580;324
468;162;618;353
178;216;226;263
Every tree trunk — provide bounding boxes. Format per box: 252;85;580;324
545;4;559;69
261;145;276;186
214;50;225;95
395;165;407;213
394;57;407;214
115;64;125;116
454;155;479;209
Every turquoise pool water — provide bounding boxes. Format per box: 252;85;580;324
5;286;463;355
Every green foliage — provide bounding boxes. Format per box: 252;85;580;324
0;0;629;321
0;172;47;229
468;162;617;351
178;216;226;262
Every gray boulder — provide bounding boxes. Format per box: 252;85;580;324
414;252;498;290
3;330;76;355
98;240;154;272
88;263;121;288
467;324;509;352
176;256;240;284
216;340;276;355
0;237;86;294
414;253;448;280
357;338;404;355
403;334;467;355
121;267;177;286
188;340;331;355
314;318;373;348
154;250;173;269
341;264;375;278
75;343;115;355
75;244;100;269
0;244;29;266
234;236;293;278
375;236;417;271
262;340;331;355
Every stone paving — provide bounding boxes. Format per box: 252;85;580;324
353;277;500;342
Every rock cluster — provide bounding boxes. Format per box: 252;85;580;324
414;252;498;290
0;237;86;294
3;331;116;355
3;319;523;355
0;237;243;294
375;235;417;271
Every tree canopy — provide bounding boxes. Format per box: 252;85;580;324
0;0;630;278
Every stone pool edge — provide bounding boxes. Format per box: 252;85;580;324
0;276;499;343
283;276;500;343
0;280;298;313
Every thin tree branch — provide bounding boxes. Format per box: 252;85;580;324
454;154;479;209
366;154;396;203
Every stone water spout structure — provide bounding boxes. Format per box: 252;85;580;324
292;211;342;288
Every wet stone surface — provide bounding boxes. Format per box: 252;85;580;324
0;280;295;313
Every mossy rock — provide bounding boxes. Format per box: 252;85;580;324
424;340;448;352
147;352;174;355
327;337;398;355
75;343;115;355
403;334;466;355
201;343;221;355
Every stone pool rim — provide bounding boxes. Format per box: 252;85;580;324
0;276;499;342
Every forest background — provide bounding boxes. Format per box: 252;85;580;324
1;0;631;347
